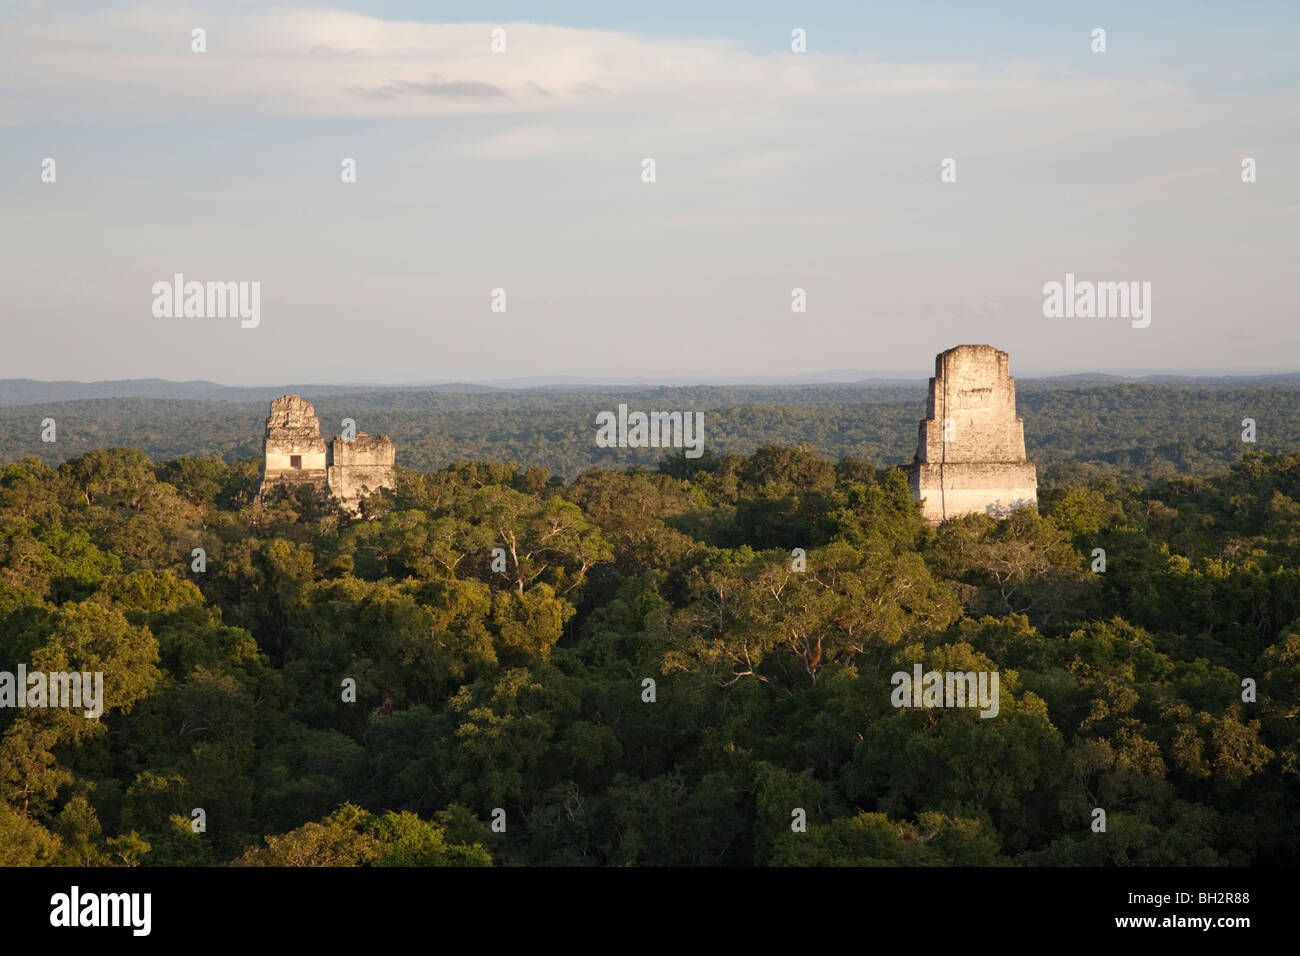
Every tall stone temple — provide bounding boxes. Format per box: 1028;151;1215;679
907;345;1038;524
257;395;396;514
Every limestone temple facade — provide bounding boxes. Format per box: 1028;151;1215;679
907;345;1038;523
258;395;395;513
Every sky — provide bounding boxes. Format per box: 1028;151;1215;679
1;0;1298;385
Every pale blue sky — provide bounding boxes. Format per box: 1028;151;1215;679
1;1;1297;384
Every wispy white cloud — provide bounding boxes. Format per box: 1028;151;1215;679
0;5;1207;124
1;2;1296;383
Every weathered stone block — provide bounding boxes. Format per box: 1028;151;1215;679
260;395;328;495
908;345;1038;523
257;395;396;514
327;433;396;514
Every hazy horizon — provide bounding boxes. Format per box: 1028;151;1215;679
6;362;1300;393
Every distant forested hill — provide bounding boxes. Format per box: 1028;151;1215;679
0;379;497;405
0;382;1297;486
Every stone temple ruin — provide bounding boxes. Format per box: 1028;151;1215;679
257;395;395;514
908;345;1038;524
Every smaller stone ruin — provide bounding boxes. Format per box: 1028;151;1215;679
257;395;395;514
